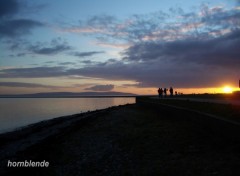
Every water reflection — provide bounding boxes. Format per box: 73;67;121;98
0;98;135;133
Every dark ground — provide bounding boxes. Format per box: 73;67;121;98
1;103;240;176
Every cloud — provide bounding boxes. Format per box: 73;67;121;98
63;4;240;45
67;59;238;88
85;84;114;91
200;5;240;29
0;0;44;39
65;29;239;88
44;61;56;64
71;51;105;57
29;38;72;55
5;37;72;57
64;15;116;36
86;15;116;28
1;4;239;89
64;13;167;43
123;30;240;68
0;66;67;78
80;60;93;64
0;0;19;18
58;62;75;65
94;42;130;49
0;19;43;38
1;32;239;88
1;29;239;89
0;82;60;89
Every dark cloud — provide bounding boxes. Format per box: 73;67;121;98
95;58;119;67
1;28;239;88
80;60;93;64
123;30;240;68
85;84;114;91
0;0;19;18
6;37;71;57
0;0;47;18
0;19;43;38
0;82;60;89
79;59;117;66
58;62;75;65
0;0;45;39
16;53;26;57
4;38;29;51
0;66;67;78
67;62;135;81
44;61;56;64
8;52;26;57
65;30;239;88
67;59;238;88
72;51;105;57
200;6;240;30
30;44;71;55
29;38;72;55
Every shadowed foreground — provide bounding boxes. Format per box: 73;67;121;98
1;103;240;176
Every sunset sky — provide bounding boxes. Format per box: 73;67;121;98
0;0;239;95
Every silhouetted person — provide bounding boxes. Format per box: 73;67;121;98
170;87;173;96
175;91;178;96
158;88;163;98
160;88;163;97
164;88;168;97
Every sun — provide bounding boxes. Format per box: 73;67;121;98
222;86;233;93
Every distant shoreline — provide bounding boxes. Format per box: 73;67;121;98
0;91;138;98
0;95;137;98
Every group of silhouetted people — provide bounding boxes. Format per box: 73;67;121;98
158;87;175;98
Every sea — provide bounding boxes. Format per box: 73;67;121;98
0;97;135;134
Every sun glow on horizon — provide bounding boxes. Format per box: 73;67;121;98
222;86;233;94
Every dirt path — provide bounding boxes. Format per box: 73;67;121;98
152;96;240;106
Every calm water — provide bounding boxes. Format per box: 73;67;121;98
0;97;135;134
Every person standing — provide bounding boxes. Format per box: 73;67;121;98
170;87;173;97
158;88;161;98
158;88;163;98
163;88;168;97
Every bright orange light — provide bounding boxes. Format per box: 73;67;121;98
222;86;233;93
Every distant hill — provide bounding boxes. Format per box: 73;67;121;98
0;91;137;98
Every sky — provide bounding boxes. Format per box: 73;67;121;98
0;0;240;95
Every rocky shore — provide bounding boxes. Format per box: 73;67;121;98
1;102;240;175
